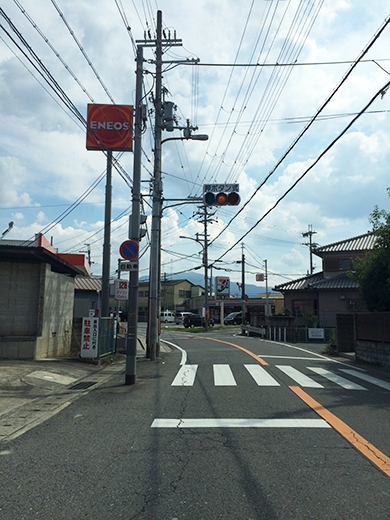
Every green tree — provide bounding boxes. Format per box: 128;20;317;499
351;188;390;311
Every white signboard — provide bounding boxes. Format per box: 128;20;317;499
215;276;230;301
81;317;99;358
308;328;324;340
115;279;129;300
119;261;138;271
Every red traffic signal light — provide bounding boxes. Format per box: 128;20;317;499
227;192;240;205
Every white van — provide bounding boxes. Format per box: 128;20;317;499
160;310;175;323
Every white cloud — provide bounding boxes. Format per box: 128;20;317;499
1;0;390;289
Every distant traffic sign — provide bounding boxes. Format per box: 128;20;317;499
120;240;139;260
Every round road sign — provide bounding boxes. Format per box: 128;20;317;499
120;240;139;260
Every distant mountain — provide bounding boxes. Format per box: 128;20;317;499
141;271;278;296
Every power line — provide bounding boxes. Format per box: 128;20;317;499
212;78;390;264
49;0;116;104
208;13;390;247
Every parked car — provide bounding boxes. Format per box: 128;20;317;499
183;314;215;328
160;310;175;323
174;312;193;325
224;311;242;325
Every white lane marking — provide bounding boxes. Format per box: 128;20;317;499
276;365;323;388
161;340;187;365
340;369;390;391
213;364;237;386
171;365;198;386
256;339;362;368
259;356;333;361
308;367;367;390
244;365;280;386
151;418;330;428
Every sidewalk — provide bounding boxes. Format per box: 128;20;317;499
0;333;172;443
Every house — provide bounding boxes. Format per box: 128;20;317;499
0;234;83;359
137;279;204;320
274;232;376;327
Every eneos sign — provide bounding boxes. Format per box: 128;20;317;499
86;104;133;151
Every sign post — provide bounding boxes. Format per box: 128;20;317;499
86;103;134;319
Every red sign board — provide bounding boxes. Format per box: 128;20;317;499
86;104;133;151
115;280;128;301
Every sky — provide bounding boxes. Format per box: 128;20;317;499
1;0;390;294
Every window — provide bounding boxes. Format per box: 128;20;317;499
292;300;315;316
338;259;352;271
139;291;144;297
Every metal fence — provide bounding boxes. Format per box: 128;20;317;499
97;317;116;357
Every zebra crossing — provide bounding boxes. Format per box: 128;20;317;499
171;364;387;391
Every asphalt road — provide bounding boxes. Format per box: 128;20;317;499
1;329;390;519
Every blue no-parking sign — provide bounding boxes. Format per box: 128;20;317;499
120;240;139;260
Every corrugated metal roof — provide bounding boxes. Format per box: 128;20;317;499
74;277;102;291
314;232;376;255
274;272;358;292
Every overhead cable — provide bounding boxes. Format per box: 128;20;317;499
212;78;390;264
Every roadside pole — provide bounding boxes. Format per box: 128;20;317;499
204;206;209;332
125;45;143;385
147;10;163;361
241;244;246;326
101;150;112;317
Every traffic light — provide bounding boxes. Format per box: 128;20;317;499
203;184;240;206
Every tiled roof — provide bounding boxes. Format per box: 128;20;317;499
314;231;376;255
274;272;323;292
74;277;102;291
274;272;358;292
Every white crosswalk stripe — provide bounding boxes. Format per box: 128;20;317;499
171;364;198;386
244;365;280;386
170;364;379;391
214;364;237;386
275;365;323;388
340;369;390;391
308;367;367;390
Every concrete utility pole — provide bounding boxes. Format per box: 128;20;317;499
147;10;163;361
236;244;246;326
241;244;246;325
265;259;269;316
125;45;144;385
302;224;318;275
203;208;209;332
101;151;112;317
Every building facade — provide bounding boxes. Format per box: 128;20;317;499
274;232;375;327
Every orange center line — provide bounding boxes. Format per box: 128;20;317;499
290;385;390;478
200;336;268;365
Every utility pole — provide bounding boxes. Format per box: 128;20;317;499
101;150;112;317
204;207;209;332
265;259;269;316
302;224;317;275
241;244;246;325
125;45;144;385
147;10;163;361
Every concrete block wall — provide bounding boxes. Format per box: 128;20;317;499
35;265;74;359
356;340;390;368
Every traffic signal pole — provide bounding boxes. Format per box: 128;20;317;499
204;207;209;332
